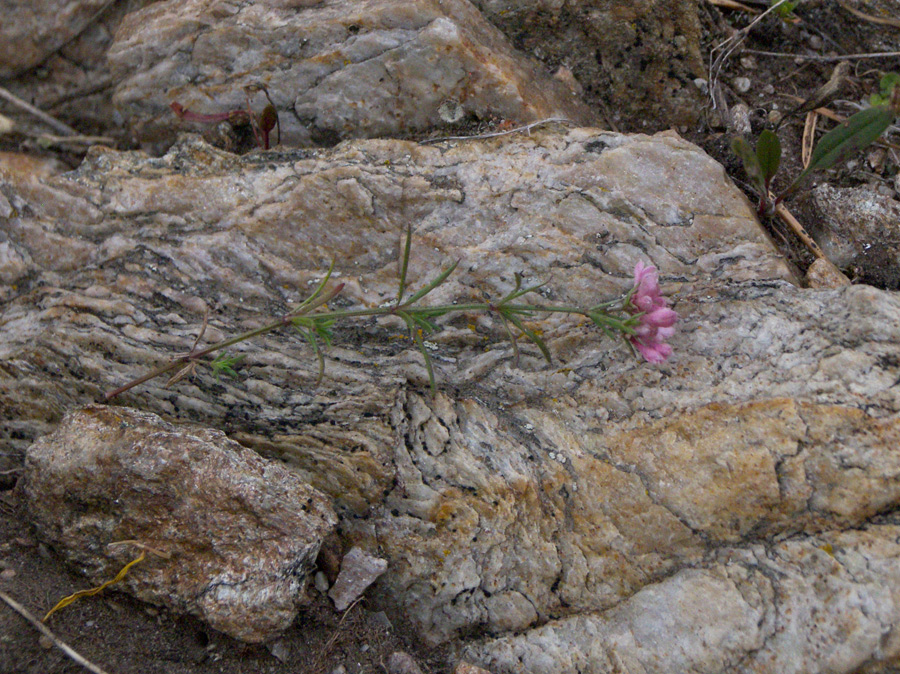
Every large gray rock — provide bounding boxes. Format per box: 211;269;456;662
469;525;900;673
0;0;154;140
20;404;338;643
107;0;595;149
4;130;900;672
0;0;113;78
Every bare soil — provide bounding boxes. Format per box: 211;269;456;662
1;2;899;673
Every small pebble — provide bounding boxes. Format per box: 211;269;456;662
808;35;823;50
438;99;464;124
455;663;494;674
267;640;290;662
739;55;756;70
728;103;752;136
693;78;708;93
733;77;752;93
388;651;424;674
0;568;15;580
314;570;330;593
39;635;54;650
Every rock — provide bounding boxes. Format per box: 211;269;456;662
267;639;291;663
0;129;794;458
471;0;705;129
106;0;595;149
4;129;900;670
20;405;337;643
0;0;154;141
467;526;900;673
314;570;331;594
805;256;850;289
330;547;389;611
802;184;900;289
388;651;426;674
455;663;493;674
728;102;752;136
0;0;113;78
733;76;752;93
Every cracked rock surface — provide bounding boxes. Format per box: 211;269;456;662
107;0;595;149
0;0;114;78
3;130;900;670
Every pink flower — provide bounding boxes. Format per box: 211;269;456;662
628;262;677;363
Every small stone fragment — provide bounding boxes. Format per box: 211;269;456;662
267;640;290;663
728;103;752;136
733;77;752;93
370;610;393;631
438;99;465;124
0;568;15;580
455;663;494;674
314;570;330;594
329;547;388;612
387;651;425;674
805;257;850;289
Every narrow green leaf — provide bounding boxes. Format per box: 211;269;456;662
399;311;437;394
210;353;245;379
784;105;895;196
411;313;438;333
504;311;551;363
314;317;334;346
497;313;521;368
755;129;781;188
403;259;459;305
294;324;326;384
498;273;547;304
731;136;767;198
293;259;336;314
397;223;413;303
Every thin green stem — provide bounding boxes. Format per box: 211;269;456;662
104;252;641;399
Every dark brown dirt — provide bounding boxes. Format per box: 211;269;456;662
1;2;899;673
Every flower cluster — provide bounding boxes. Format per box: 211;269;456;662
628;261;677;363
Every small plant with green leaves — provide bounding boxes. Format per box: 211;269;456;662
732;73;899;216
769;0;799;22
104;227;678;400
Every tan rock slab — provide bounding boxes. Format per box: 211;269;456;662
21;405;338;642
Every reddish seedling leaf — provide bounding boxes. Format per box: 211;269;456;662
258;104;278;150
169;101;249;124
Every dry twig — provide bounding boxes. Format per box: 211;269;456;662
708;0;800;113
419;118;576;144
0;86;79;136
0;590;113;674
801;111;819;167
837;0;900;29
706;0;760;13
743;49;900;62
774;200;826;259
